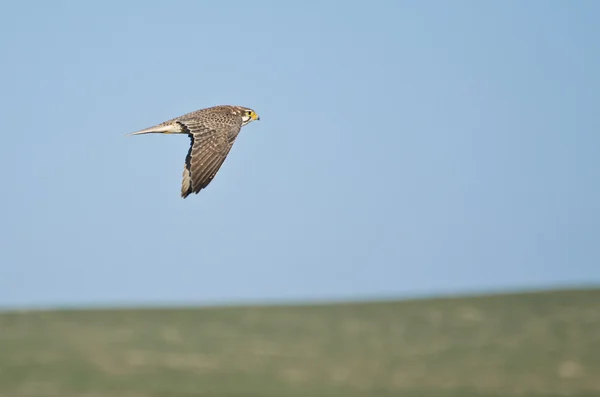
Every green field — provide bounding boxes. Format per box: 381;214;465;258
1;288;599;397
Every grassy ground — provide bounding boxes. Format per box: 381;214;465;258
1;288;599;397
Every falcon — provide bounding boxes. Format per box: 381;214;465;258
128;105;260;198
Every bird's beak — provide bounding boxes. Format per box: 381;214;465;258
253;113;260;121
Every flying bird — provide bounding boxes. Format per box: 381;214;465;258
128;105;260;198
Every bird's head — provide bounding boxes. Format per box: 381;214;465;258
240;107;260;126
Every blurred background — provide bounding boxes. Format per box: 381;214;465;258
0;1;599;396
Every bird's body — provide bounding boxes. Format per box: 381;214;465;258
129;105;260;198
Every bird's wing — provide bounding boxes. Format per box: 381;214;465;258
180;119;242;198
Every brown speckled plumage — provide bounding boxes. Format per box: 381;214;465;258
128;105;260;198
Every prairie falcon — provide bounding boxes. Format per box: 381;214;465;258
129;105;260;198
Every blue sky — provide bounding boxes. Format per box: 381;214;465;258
1;1;598;308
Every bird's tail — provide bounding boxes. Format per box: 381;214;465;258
126;122;184;136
